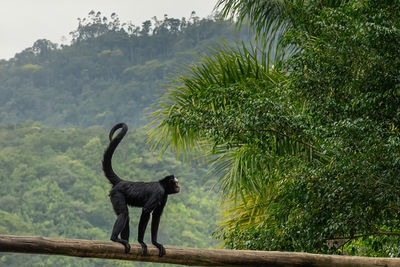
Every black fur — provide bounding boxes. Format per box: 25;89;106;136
102;123;180;256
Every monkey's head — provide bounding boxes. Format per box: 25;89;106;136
160;175;180;194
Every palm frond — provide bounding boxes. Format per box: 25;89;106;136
146;40;323;201
146;42;279;157
215;0;298;64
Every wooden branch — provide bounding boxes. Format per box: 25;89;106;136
1;235;400;267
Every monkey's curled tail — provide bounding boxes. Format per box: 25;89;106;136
102;123;128;186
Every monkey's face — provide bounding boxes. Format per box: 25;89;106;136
171;177;180;194
161;175;180;194
167;176;180;194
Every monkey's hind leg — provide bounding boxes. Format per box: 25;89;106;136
121;216;130;241
110;193;131;253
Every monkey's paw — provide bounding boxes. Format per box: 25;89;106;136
124;243;131;253
140;242;148;256
153;242;166;257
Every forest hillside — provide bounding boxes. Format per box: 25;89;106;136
0;12;242;266
0;11;243;128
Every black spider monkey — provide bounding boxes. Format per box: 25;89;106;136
102;122;180;256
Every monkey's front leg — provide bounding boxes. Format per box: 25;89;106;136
151;206;166;256
138;210;150;256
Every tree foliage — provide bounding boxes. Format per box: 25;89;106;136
0;12;241;128
148;0;400;256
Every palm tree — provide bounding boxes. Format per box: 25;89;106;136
147;0;329;240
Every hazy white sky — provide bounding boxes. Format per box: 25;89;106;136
0;0;217;60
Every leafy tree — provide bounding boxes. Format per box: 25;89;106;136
148;0;400;256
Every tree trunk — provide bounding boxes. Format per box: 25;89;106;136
0;235;399;266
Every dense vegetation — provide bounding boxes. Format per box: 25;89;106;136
0;12;244;266
0;11;241;128
149;0;400;257
2;0;399;265
0;122;219;266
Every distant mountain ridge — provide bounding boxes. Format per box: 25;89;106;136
0;12;241;128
